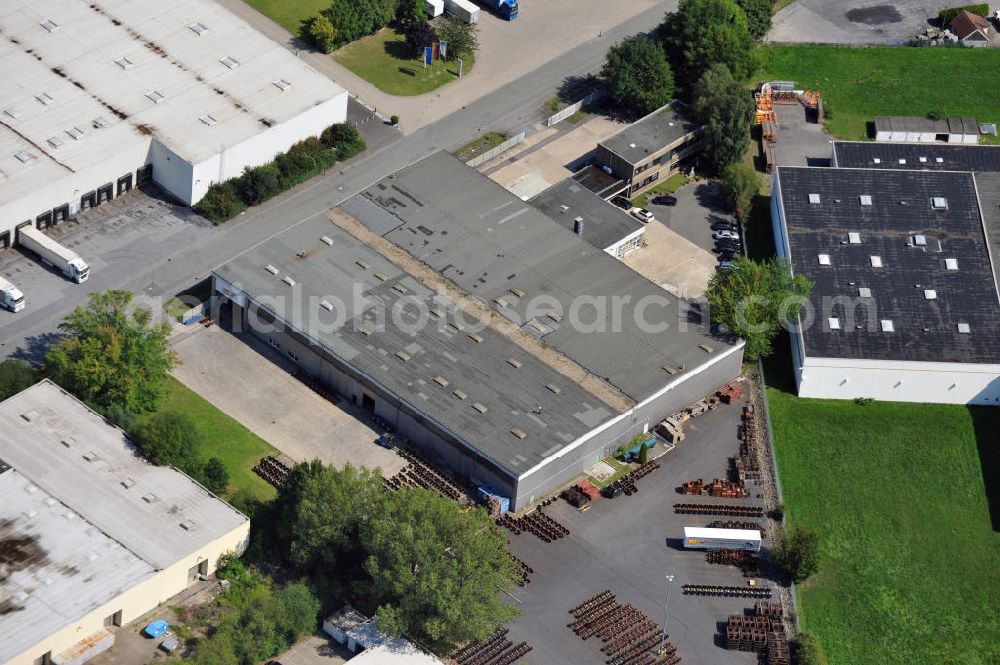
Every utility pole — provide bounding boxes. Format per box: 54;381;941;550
659;574;674;655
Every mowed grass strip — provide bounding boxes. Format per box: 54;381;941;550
151;376;278;501
756;45;1000;140
334;29;471;96
242;0;327;34
767;389;1000;665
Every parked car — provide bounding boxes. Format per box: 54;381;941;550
650;194;677;206
711;221;737;232
716;243;741;254
718;247;739;259
611;195;632;210
719;260;734;269
713;229;740;240
632;208;655;223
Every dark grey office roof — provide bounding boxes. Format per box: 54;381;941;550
530;179;643;250
349;151;739;402
571;165;628;199
975;172;1000;295
834;142;1000;172
599;102;699;166
874;115;979;136
214;217;618;478
776;167;1000;363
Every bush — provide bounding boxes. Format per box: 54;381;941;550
135;412;203;470
237;164;282;206
638;442;649;465
774;523;820;583
939;4;989;25
201;457;230;494
193;182;246;224
307;15;338;53
0;359;36;401
321;123;366;159
390;114;399;126
791;632;829;665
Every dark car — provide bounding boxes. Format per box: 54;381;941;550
711;221;737;232
611;195;632;210
650;195;677;206
716;239;742;250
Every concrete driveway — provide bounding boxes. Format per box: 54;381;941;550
769;0;943;44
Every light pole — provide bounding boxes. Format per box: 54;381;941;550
659;574;674;655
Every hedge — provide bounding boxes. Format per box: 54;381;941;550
193;123;365;224
939;4;989;25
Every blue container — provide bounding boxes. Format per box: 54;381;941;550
143;620;169;639
477;485;510;514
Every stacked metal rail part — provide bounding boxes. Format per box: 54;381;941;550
679;478;748;498
674;503;765;517
510;554;533;586
706;520;766;538
450;627;532;665
497;509;569;543
604;460;661;497
384;449;465;501
252;455;291;489
681;584;772;599
705;548;761;578
734;404;762;482
723;603;788;665
567;591;681;665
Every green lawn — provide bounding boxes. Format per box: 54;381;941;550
767;387;1000;665
453;132;508;162
631;173;689;208
334;29;472;96
756;45;1000;140
242;0;327;34
150;376;278;501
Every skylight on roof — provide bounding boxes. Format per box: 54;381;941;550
36;92;54;105
914;234;927;246
115;57;133;70
880;319;895;332
40;19;58;32
924;289;937;300
919;156;927;163
898;158;906;164
945;258;959;270
858;287;872;298
93;116;109;128
859;195;873;206
848;232;861;244
273;79;291;91
935;157;944;163
190;22;208;35
14;151;30;163
817;254;831;265
873;157;881;164
4;107;21;119
146;90;165;104
828;317;841;330
957;322;971;334
870;256;883;268
808;193;821;204
220;56;240;70
199;114;217;126
47;136;63;148
66;126;83;140
931;197;948;210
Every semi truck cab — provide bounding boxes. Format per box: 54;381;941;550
1;285;25;312
502;0;517;19
69;258;90;283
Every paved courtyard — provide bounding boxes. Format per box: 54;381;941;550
170;323;406;475
505;391;773;665
768;0;945;44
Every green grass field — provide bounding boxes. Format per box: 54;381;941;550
242;0;326;34
334;29;472;96
756;45;1000;140
767;387;1000;665
151;376;277;501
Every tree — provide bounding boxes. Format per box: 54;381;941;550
706;255;812;361
405;20;437;57
691;64;755;173
735;0;772;39
0;359;36;400
720;162;763;224
42;290;174;413
272;581;322;643
194;181;246;224
791;632;829;665
320;123;366;160
307;14;339;53
774;524;820;583
236;164;282;206
638;442;649;465
201;457;230;494
601;35;675;117
658;0;756;92
437;14;479;60
396;0;426;28
190;630;239;665
134;412;203;470
364;488;520;650
323;0;365;45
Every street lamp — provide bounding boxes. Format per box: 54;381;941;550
659;574;675;655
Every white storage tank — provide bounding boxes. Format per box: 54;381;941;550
683;526;761;552
425;0;444;17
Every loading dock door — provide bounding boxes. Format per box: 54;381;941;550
52;204;69;224
36;211;53;229
117;173;133;195
97;182;113;204
0;231;9;250
80;190;97;210
136;164;153;184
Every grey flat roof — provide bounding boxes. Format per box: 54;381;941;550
0;380;248;662
571;165;628;199
530;179;642;250
834;142;1000;173
599;102;699;165
777;167;1000;363
874;115;979;136
350;151;738;402
214;216;618;478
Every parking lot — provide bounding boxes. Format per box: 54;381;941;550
170;322;406;475
505;392;773;665
769;0;944;44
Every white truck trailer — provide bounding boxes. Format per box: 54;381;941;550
444;0;480;23
425;0;444;18
17;225;90;283
683;527;761;552
0;275;25;312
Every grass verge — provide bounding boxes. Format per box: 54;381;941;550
452;132;508;162
586;457;631;489
756;45;1000;140
631;173;689;209
149;376;278;500
767;385;1000;665
334;29;473;96
242;0;327;34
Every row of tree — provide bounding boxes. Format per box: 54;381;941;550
307;0;427;52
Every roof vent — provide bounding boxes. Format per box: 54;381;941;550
273;79;291;91
662;365;678;375
848;232;861;244
506;358;522;369
142;493;157;503
468;332;484;343
817;254;831;266
14;151;31;163
957;322;971;334
320;300;334;311
355;259;369;270
121;478;136;489
510;288;526;297
546;383;562;394
828;317;841;330
358;324;373;336
47;136;64;148
859;195;873;206
189;22;208;35
66;126;84;140
320;235;334;246
945;258;958;270
629;143;637;148
82;451;99;462
36;93;54;106
472;402;488;414
433;375;449;387
145;90;165;104
265;264;279;275
931;197;948;210
935;157;944;164
880;319;895;332
199;115;217;127
511;428;527;439
919;156;927;163
4;107;21;119
699;343;714;354
395;350;411;362
61;437;76;448
913;234;927;246
924;289;937;300
220;56;240;70
858;287;872;298
282;275;296;286
808;193;821;205
41;19;58;32
373;272;388;282
21;409;39;422
115;57;133;70
870;256;883;268
453;389;467;400
898;158;906;165
179;519;196;531
392;283;408;294
873;158;881;164
94;116;110;128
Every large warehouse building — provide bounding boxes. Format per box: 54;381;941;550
771;148;1000;405
214;152;743;509
0;0;348;247
0;380;250;665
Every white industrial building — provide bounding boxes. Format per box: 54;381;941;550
873;116;979;143
0;380;250;665
771;159;1000;405
0;0;348;248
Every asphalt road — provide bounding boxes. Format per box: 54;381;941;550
0;3;668;360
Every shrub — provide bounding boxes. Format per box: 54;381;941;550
791;632;829;665
201;457;230;494
939;4;989;25
774;523;820;583
307;15;338;54
194;181;246;224
321;123;366;159
237;164;282;206
390;115;399;126
134;412;203;470
0;359;37;401
638;442;649;465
